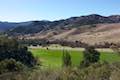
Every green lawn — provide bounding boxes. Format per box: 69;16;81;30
29;48;120;68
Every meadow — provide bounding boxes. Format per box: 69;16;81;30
29;47;120;68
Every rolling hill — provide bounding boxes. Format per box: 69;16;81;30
1;14;120;44
7;14;120;35
19;23;120;45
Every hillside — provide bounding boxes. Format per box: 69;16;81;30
0;21;36;32
7;14;120;35
20;23;120;45
0;22;17;32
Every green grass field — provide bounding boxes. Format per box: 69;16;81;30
29;48;120;68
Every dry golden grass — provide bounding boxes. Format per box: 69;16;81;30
21;23;120;45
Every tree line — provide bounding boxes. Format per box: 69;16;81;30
18;38;120;48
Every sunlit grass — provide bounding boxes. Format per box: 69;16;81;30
29;48;120;68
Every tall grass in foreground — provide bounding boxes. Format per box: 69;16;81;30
1;62;120;80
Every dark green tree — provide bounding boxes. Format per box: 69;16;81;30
0;37;37;67
80;45;100;67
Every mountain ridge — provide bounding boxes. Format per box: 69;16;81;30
5;14;120;35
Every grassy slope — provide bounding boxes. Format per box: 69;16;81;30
25;23;120;45
29;48;120;68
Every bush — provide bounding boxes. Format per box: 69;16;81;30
0;59;26;74
80;45;100;67
62;50;72;67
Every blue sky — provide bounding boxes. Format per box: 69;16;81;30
0;0;120;22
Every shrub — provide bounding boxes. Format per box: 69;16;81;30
0;59;26;74
80;45;100;68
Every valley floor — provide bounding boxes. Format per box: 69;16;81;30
29;46;119;69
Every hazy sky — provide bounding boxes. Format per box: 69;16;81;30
0;0;120;22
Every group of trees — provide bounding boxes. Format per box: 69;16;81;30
62;45;100;68
0;37;37;73
19;38;120;48
19;39;88;48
